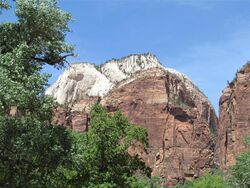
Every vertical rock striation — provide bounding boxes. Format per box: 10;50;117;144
101;68;217;186
217;61;250;168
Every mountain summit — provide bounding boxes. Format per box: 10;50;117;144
46;53;196;105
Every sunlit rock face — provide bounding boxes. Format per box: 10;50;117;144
45;63;113;105
46;53;190;105
217;61;250;169
46;53;218;186
100;53;163;83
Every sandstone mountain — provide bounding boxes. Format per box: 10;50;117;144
46;53;218;186
217;61;250;168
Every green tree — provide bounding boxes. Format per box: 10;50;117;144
0;0;9;13
125;175;162;188
243;136;250;150
0;116;73;187
69;105;152;188
174;172;227;188
0;0;73;116
0;0;75;187
229;151;250;188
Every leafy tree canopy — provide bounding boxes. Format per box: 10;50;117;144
0;116;73;187
0;0;9;12
0;0;73;116
0;0;75;187
229;151;250;188
68;105;153;188
173;172;227;188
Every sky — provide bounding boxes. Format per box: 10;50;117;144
1;0;250;114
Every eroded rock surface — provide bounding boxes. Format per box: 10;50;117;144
46;53;217;186
217;62;250;168
46;63;112;104
101;68;217;186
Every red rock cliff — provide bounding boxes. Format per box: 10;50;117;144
217;61;250;168
101;68;217;186
46;54;218;186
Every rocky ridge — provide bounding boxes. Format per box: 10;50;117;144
46;53;218;186
46;53;193;105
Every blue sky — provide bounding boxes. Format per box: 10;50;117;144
1;0;250;114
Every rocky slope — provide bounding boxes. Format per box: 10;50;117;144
217;61;250;168
46;53;218;186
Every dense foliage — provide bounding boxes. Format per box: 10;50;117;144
0;0;75;187
0;116;73;187
229;151;250;188
0;0;73;116
66;105;159;188
173;172;227;188
174;151;250;188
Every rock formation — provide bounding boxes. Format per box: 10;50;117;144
46;53;218;186
217;61;250;168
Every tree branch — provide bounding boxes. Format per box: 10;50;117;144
32;53;74;65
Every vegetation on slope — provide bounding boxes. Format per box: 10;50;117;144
174;152;250;188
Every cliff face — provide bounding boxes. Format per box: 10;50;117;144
46;53;218;186
101;68;217;186
217;62;250;168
